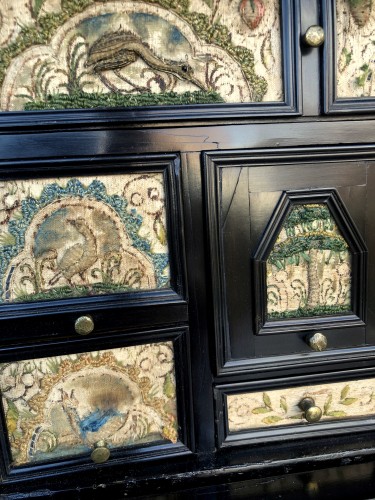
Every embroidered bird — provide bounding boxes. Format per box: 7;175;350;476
49;218;98;286
86;30;207;91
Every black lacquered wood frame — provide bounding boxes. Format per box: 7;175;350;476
204;146;375;376
0;0;300;132
0;326;193;483
0;154;187;347
253;188;367;335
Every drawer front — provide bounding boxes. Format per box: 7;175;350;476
216;373;375;447
0;338;185;468
226;379;374;433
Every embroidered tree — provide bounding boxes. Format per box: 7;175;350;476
267;204;351;314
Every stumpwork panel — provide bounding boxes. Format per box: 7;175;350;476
0;173;170;304
266;203;352;320
0;341;178;466
336;0;375;98
0;0;283;111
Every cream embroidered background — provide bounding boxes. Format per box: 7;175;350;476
0;173;170;303
0;342;178;465
0;0;283;110
266;204;351;320
336;0;375;97
227;378;375;432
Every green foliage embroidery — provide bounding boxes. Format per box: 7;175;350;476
262;415;283;425
0;0;267;104
24;90;224;110
267;203;351;319
355;64;372;89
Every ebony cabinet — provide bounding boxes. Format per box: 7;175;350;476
1;0;375;498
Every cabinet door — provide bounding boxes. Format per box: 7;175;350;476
205;146;375;374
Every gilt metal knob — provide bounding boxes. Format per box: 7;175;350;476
74;315;94;335
299;397;322;423
91;440;110;463
303;25;325;47
306;332;328;352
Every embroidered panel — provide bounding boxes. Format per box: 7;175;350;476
0;341;178;466
0;174;170;303
0;0;283;111
226;378;375;432
336;0;375;98
266;204;351;319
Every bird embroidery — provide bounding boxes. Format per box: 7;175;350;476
86;30;207;91
49;217;98;286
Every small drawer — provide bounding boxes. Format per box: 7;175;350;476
0;330;192;473
216;375;375;447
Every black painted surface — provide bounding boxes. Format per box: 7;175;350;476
1;2;375;497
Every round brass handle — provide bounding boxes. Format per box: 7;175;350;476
306;332;328;352
74;315;94;335
299;397;322;423
91;440;110;463
303;25;325;47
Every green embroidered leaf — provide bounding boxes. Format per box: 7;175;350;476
6;400;19;420
252;407;270;414
155;219;167;246
0;232;16;246
289;414;304;420
301;252;311;262
324;394;332;415
275;260;284;270
326;411;347;417
202;0;213;6
263;392;272;409
163;373;175;399
262;416;283;425
32;0;45;17
340;398;358;406
280;396;288;413
340;385;350;400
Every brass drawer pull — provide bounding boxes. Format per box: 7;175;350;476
91;440;110;464
303;25;325;47
299;397;322;423
74;315;94;335
306;332;327;352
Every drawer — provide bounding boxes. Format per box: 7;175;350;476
0;328;192;476
0;155;187;346
216;373;375;447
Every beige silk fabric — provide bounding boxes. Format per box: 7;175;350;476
0;0;283;110
0;173;170;303
227;378;375;432
0;342;178;465
336;0;375;98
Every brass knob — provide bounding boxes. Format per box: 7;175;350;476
303;25;325;47
74;315;94;335
91;441;110;463
299;397;322;423
306;332;327;352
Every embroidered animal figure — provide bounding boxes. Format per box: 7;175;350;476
86;31;207;91
49;218;98;286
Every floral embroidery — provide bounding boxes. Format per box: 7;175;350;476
0;0;283;110
0;342;178;465
227;381;374;432
0;174;170;303
266;204;351;319
336;0;375;97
